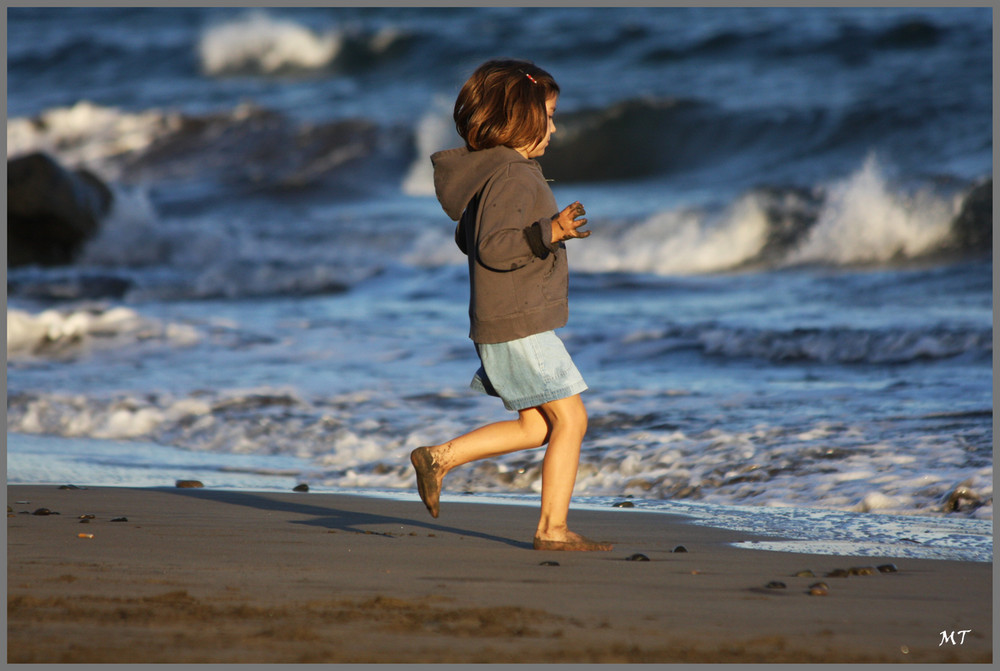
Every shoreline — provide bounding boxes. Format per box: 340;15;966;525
7;484;992;663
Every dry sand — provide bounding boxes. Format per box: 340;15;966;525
6;484;993;663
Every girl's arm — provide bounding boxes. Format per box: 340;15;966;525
477;185;588;272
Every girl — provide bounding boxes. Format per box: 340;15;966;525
410;59;611;552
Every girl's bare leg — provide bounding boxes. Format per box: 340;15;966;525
411;407;551;517
532;395;611;550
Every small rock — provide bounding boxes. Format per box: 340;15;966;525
765;581;787;589
539;561;560;566
826;569;850;578
877;563;899;573
110;517;128;522
58;484;86;490
849;566;877;576
77;533;94;539
32;508;57;516
293;484;309;492
794;569;816;578
612;501;635;508
808;583;829;596
175;480;204;488
626;553;650;562
79;514;95;520
671;545;688;553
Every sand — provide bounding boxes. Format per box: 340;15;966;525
6;484;993;664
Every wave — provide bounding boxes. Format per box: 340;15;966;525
7;305;199;361
198;10;414;76
569;156;986;275
6;385;991;517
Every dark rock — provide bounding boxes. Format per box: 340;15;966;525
877;563;899;573
612;501;635;508
948;179;992;253
848;566;877;576
793;569;816;578
8;152;113;267
941;480;982;513
626;553;650;562
58;484;86;490
826;569;850;578
539;561;560;566
765;581;787;589
175;480;204;488
671;545;688;553
32;508;56;515
293;483;310;492
110;517;128;522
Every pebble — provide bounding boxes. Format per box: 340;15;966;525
672;545;688;553
110;517;128;522
175;480;204;488
765;581;787;589
826;569;850;578
32;508;57;516
79;514;95;520
612;501;635;508
539;561;560;566
808;583;829;596
626;553;650;562
59;484;86;490
794;569;816;578
878;563;899;573
293;484;309;492
849;566;877;576
77;533;94;539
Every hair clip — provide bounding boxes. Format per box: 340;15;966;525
525;73;537;84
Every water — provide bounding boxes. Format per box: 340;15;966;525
6;7;992;560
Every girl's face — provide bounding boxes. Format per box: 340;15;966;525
518;95;558;159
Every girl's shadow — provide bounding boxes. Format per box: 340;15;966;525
165;488;532;549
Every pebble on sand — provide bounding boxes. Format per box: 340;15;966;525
612;501;635;508
878;563;899;573
293;484;309;492
671;545;688;553
77;533;94;539
626;553;650;562
175;480;204;488
32;508;57;516
765;581;787;589
539;561;560;566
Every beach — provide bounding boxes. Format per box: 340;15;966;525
6;484;992;664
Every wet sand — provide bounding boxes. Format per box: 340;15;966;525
6;484;992;663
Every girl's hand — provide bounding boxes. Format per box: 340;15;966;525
551;201;589;244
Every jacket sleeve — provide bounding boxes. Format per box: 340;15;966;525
476;179;558;271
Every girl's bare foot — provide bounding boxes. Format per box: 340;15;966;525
410;446;441;518
533;529;613;551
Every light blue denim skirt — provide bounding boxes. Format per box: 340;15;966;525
470;330;588;411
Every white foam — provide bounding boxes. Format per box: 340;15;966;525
76;187;167;266
786;154;954;265
6;305;199;360
198;11;343;75
401;97;460;197
572;195;769;275
7;101;180;179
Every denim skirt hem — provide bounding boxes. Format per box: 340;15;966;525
470;330;588;411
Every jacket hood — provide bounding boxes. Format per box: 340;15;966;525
431;145;535;221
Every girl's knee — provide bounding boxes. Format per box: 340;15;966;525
540;395;588;435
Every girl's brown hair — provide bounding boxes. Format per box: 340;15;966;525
454;59;560;152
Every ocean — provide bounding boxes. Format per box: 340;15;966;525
6;7;993;562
